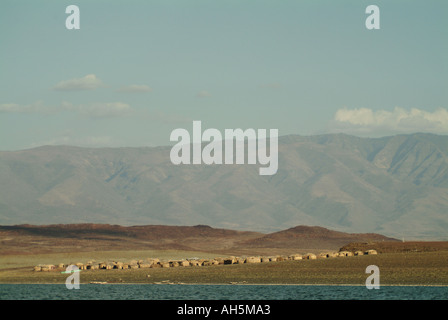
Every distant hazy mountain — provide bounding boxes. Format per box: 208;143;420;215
1;133;447;239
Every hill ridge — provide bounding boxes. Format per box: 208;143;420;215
0;223;397;255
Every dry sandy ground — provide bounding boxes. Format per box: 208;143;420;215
1;250;448;286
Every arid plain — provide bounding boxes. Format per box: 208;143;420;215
1;224;447;285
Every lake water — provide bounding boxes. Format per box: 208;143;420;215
0;284;447;300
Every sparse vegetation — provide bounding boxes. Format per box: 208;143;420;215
1;225;447;286
1;249;448;285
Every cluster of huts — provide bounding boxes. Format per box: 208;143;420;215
32;249;378;272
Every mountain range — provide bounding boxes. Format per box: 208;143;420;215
1;132;447;239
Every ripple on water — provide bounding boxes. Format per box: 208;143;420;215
0;284;447;300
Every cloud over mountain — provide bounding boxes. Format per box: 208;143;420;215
331;107;448;135
0;101;132;118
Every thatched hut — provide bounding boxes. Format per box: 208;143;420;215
150;262;161;268
40;264;56;272
235;257;245;264
276;256;285;262
179;260;190;267
245;256;262;263
169;261;180;268
224;257;236;265
326;252;339;258
138;262;150;268
202;260;213;266
188;260;200;267
305;253;317;260
365;249;378;255
214;257;225;265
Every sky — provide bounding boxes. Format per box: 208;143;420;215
0;0;447;150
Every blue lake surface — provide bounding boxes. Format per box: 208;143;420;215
0;284;447;300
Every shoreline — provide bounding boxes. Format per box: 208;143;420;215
2;282;448;287
2;251;448;287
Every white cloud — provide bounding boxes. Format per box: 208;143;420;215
116;84;152;93
0;101;132;118
0;101;54;114
53;74;104;91
330;107;448;135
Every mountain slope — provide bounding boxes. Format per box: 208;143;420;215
238;225;398;250
0;133;447;239
0;223;396;254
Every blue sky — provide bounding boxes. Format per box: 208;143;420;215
0;0;447;150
